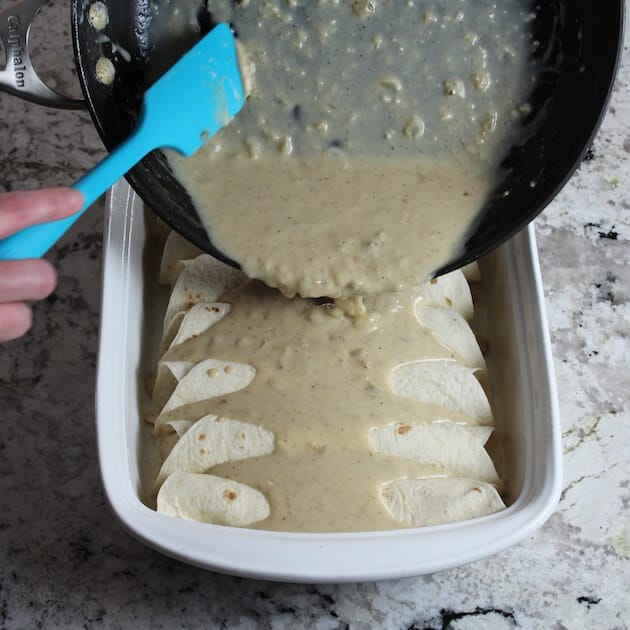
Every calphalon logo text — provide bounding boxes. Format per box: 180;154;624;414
7;15;27;89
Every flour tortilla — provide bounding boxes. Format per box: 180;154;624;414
159;432;181;461
151;360;195;410
416;306;485;369
166;302;231;353
157;472;270;526
164;419;196;436
154;359;256;432
463;424;494;446
159;231;203;285
416;270;474;321
154;414;275;490
380;477;505;527
158;419;196;460
369;421;499;483
159;302;231;357
162;255;245;331
159;310;187;357
392;360;492;425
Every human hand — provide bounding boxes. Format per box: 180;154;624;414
0;188;83;342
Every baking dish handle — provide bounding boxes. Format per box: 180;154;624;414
0;0;85;110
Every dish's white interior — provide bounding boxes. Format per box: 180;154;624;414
96;181;561;582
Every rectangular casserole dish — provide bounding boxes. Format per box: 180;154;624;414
96;180;562;583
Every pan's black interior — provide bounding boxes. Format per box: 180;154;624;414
439;0;625;275
71;1;624;275
72;0;231;264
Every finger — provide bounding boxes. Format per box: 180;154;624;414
0;302;33;342
0;188;84;239
0;259;57;302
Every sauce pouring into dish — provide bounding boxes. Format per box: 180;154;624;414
166;0;540;298
0;0;621;282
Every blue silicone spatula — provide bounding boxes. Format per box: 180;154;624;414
0;23;245;261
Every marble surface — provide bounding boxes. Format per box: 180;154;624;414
1;3;628;628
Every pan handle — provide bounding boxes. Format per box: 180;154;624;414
0;0;85;109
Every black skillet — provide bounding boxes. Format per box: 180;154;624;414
0;0;625;275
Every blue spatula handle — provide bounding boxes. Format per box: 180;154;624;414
0;23;244;261
0;119;155;261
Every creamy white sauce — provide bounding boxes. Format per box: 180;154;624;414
169;155;490;297
160;0;537;296
154;271;501;532
142;0;538;531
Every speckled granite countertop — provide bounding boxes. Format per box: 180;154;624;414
1;3;628;628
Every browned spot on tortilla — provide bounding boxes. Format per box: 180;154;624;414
471;487;482;493
397;424;412;434
197;433;206;441
445;297;453;307
223;489;237;501
430;278;438;285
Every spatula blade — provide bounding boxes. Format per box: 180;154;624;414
145;23;246;157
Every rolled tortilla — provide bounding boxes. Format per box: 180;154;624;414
380;477;505;527
416;270;474;321
170;303;231;349
416;306;485;369
159;311;187;357
162;255;244;332
158;302;231;358
392;360;493;425
159;432;180;461
159;231;203;285
369;421;499;483
152;360;195;410
154;358;256;432
157;472;270;526
154;414;275;490
163;419;196;436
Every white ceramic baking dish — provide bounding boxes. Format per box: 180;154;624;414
96;180;562;583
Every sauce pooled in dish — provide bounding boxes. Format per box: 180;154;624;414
147;239;503;532
143;0;539;531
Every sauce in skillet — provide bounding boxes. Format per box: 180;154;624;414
162;0;537;297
